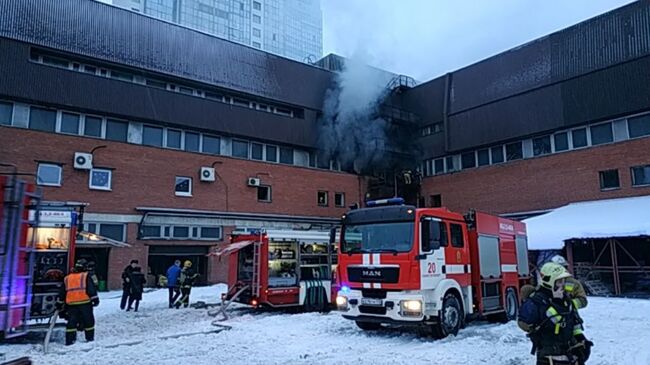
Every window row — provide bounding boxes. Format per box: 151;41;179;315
422;113;650;176
318;191;345;207
29;49;302;119
37;163;112;191
421;122;443;137
78;222;127;242
599;165;650;190
140;224;222;240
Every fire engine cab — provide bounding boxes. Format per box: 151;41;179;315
335;198;529;338
214;228;338;311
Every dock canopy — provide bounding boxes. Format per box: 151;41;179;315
523;196;650;250
209;240;255;256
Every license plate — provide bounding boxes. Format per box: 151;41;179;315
361;298;383;306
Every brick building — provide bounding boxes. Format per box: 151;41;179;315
1;0;649;289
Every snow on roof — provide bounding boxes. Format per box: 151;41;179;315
523;195;650;250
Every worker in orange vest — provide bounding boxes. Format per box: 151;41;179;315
56;259;100;346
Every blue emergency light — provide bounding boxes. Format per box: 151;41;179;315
366;197;405;207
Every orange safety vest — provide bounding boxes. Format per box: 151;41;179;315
65;272;91;305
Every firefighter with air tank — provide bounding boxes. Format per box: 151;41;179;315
56;259;100;346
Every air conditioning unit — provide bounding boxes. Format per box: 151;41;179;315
247;177;261;187
200;167;216;182
73;152;93;170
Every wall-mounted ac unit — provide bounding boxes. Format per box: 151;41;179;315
73;152;93;170
200;167;215;182
247;177;261;187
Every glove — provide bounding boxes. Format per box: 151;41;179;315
570;335;593;363
92;297;100;307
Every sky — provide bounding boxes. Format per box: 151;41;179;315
321;0;636;81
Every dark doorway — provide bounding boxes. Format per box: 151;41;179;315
76;247;110;291
148;245;209;286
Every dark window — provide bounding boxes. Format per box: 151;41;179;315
146;79;167;89
99;224;125;241
232;98;250;107
266;145;278;162
175;176;192;196
491;146;504;164
42;55;69;68
141;225;161;238
257;185;272;202
163;226;171;237
318;191;328;206
251;143;263;160
29;107;56;132
84;116;102;137
506;142;523;161
309;152;317;167
202;135;221;155
60;112;80;134
36;163;62;186
192;227;199;237
316;154;330;169
105;119;128;142
461;152;476;169
142;126;163;147
83;65;97;74
554;133;569;152
167;129;181;149
445;156;456;172
232;140;249;158
430;194;442;208
477;149;490;166
200;227;220;239
434;159;444;174
572;128;588;148
335;193;345;207
279;147;293;164
110;70;133;82
253;1;261;10
185;132;200;152
0;102;13;125
205;92;225;102
590;123;613;145
628;114;650;138
274;107;293;117
631;165;650;187
599;170;620;190
450;223;464;248
178;86;194;95
88;223;97;233
533;136;551;156
172;226;189;238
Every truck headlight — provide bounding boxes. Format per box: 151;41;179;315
400;300;422;314
336;295;349;310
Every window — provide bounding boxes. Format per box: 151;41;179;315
257;185;271;202
143;125;163;147
572;128;588;148
146;79;167;89
36;163;62;186
0;102;12;125
42;55;69;68
599;170;620;190
172;226;190;238
265;145;278;162
317;191;328;206
60;112;80;134
532;135;551;156
200;227;221;239
232;98;250;108
279;147;293;164
628;114;650;138
434;159;444;174
430;194;442;208
461;152;476;169
505;142;523;161
179;86;194;95
253;28;261;37
251;143;263;160
140;225;161;238
185;132;200;152
554;133;569;152
335;193;345;207
98;224;125;241
84;116;102;137
232;140;249;158
89;168;112;191
252;42;261;49
491;146;504;164
253;1;261;10
167;129;182;149
590;123;613;145
175;176;192;196
253;14;261;23
445;156;457;172
105;119;128;142
29;107;56;132
83;65;97;74
450;223;464;248
110;70;133;82
202;135;220;155
631;165;650;187
474;149;489;166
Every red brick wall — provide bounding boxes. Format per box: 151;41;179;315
421;137;650;215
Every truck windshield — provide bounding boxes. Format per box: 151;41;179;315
341;222;414;253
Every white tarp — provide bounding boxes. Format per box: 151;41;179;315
523;195;650;250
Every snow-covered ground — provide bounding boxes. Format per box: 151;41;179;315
1;286;649;365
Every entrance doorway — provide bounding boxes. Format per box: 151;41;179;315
148;245;209;286
76;247;110;291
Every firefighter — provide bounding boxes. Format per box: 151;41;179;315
87;260;99;288
550;255;588;309
518;262;593;365
56;259;100;346
120;259;139;310
174;260;199;309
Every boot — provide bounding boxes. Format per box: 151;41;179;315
85;328;95;342
65;330;76;346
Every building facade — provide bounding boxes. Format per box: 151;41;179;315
110;0;322;62
1;0;649;289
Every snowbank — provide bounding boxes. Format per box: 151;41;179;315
524;195;650;250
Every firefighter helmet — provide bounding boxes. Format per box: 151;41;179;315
550;255;569;268
184;260;192;268
75;259;88;271
539;262;571;290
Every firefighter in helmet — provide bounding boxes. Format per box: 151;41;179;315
521;255;588;310
56;259;100;346
518;262;593;365
174;260;199;308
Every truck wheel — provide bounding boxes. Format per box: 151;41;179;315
355;321;382;331
433;293;462;339
487;287;518;323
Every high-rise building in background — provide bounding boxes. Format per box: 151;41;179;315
110;0;322;62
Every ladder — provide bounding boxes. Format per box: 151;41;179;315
251;239;261;298
583;278;611;297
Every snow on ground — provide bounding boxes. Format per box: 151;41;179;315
1;286;649;365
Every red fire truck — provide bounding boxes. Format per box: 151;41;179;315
335;198;529;338
214;229;338;311
0;174;78;339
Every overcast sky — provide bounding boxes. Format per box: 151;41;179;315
321;0;636;81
